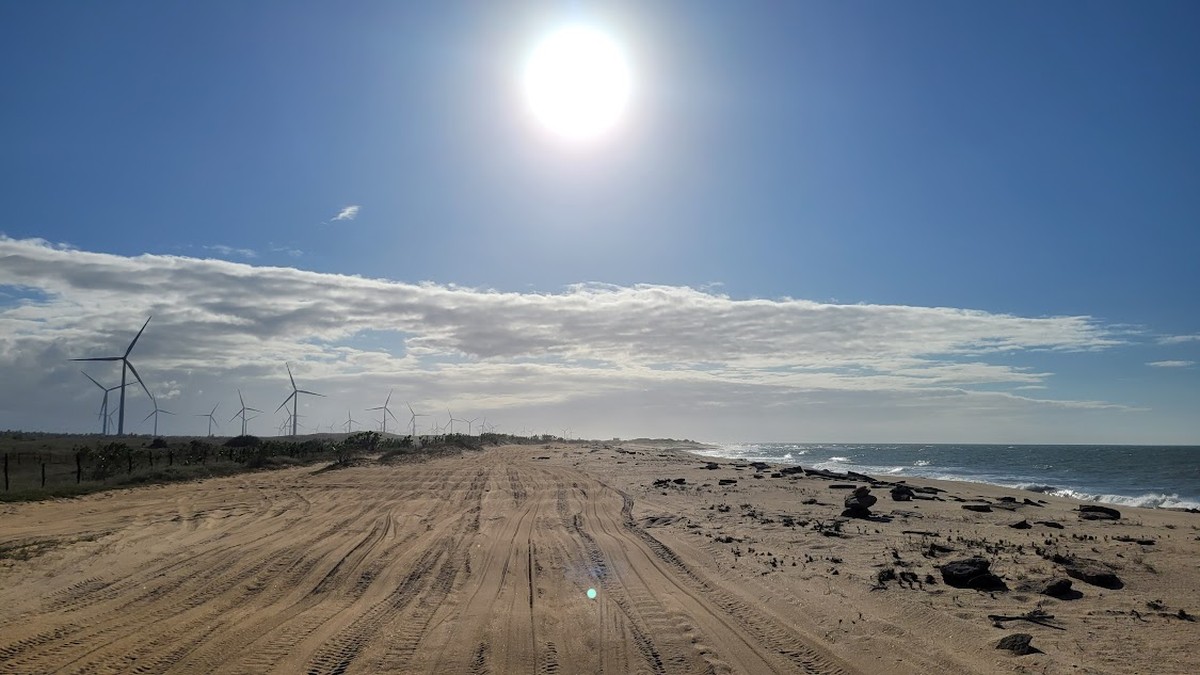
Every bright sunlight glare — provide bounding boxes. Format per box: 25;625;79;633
522;25;632;141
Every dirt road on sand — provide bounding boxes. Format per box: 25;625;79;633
0;446;849;674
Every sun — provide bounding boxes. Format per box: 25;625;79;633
522;25;632;141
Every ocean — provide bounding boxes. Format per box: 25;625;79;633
696;443;1200;510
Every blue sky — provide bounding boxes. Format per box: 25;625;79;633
1;1;1197;442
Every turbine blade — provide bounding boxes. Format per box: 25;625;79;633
286;362;296;390
126;360;152;400
366;406;384;411
229;412;241;422
386;408;400;422
246;407;262;413
406;402;415;415
238;389;246;407
143;410;156;422
71;356;122;362
210;403;220;415
125;316;152;357
81;371;105;389
275;392;295;412
161;409;174;415
385;389;393;406
297;390;324;397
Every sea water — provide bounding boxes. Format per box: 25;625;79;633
696;443;1200;510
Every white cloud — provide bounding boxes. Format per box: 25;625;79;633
1147;360;1195;368
1159;334;1200;345
203;244;257;259
332;205;360;222
0;236;1162;441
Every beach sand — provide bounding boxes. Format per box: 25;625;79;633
0;441;1196;673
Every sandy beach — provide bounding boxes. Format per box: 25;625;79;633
1;441;1197;674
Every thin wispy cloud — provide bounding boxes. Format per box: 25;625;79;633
1159;334;1200;345
203;244;257;259
269;244;304;258
1147;360;1195;368
332;205;360;222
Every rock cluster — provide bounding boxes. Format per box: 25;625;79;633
938;557;1008;591
842;486;877;518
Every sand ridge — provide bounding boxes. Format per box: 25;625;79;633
0;442;1196;673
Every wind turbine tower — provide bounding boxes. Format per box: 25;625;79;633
81;371;126;435
367;389;400;435
231;389;262;436
71;316;153;435
275;362;324;436
196;403;220;437
343;409;358;433
406;402;428;439
142;395;174;436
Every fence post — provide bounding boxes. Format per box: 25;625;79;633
4;453;8;491
148;450;154;468
127;450;133;474
41;462;46;488
168;450;173;466
76;450;82;484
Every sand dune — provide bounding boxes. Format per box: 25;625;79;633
1;443;1196;673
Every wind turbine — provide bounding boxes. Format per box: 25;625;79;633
406;402;428;438
230;389;262;436
467;417;479;436
447;409;465;435
71;316;153;435
81;371;126;435
142;395;174;436
343;409;358;433
366;389;400;435
196;403;220;437
276;362;324;436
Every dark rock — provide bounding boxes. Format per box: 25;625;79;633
703;462;720;470
913;485;946;494
672;478;686;485
995;633;1038;655
770;472;783;478
997;496;1018;503
846;471;876;483
1022;498;1044;507
718;478;737;486
939;557;1008;591
779;465;805;476
829;483;857;490
749;461;770;472
1078;505;1121;521
1042;577;1077;599
804;468;850;480
1053;555;1123;589
962;504;993;513
842;486;878;519
1113;536;1155;545
1036;520;1065;529
890;485;916;501
1009;519;1032;529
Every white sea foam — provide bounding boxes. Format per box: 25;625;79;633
913;459;931;467
828;456;850;463
1013;484;1200;510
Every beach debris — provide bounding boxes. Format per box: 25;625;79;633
1022;498;1044;507
1036;520;1065;529
939;557;1008;590
842;486;878;518
718;478;737;486
1052;554;1123;589
1009;519;1032;529
1113;535;1155;545
1078;505;1121;521
703;462;720;470
1041;577;1076;599
749;461;770;472
995;633;1041;655
989;609;1064;631
829;483;857;490
962;504;993;513
779;465;805;476
890;485;915;501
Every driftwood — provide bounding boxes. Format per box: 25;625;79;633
987;609;1065;631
